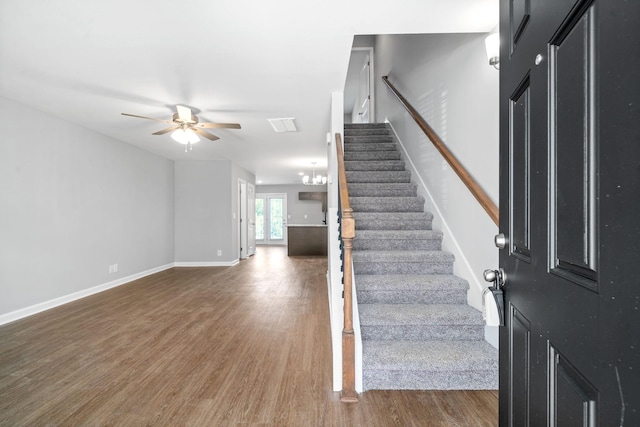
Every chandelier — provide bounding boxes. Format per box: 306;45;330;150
302;162;327;185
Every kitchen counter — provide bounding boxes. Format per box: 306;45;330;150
287;224;328;256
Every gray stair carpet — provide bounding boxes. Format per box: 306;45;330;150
344;123;498;390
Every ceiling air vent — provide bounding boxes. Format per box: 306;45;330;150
268;117;298;132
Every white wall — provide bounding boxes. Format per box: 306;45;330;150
374;33;499;315
174;160;233;265
256;184;327;225
174;161;255;265
0;97;175;320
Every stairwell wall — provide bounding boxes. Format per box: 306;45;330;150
373;34;499;334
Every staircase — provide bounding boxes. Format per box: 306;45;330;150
344;123;498;390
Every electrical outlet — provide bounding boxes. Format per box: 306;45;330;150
217;250;222;256
108;264;118;274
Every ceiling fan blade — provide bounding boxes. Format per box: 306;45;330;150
121;113;172;124
152;126;179;135
192;128;220;141
195;122;241;129
176;105;192;123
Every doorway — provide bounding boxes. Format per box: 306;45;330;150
345;47;375;123
255;193;287;246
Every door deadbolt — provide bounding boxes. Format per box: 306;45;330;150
494;233;507;249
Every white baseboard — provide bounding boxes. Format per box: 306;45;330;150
0;263;174;326
174;259;239;267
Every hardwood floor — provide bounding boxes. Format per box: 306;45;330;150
0;246;498;426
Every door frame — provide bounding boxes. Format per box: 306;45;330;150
247;182;256;256
238;179;248;259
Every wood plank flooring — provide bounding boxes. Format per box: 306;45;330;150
0;246;498;426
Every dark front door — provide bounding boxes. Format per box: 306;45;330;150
499;0;639;425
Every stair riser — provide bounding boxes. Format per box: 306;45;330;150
351;201;425;213
346;172;411;183
354;262;453;275
361;325;484;341
349;186;417;197
344;143;397;152
345;123;388;129
344;152;401;161
357;290;467;305
344;131;391;138
355;220;432;231
345;161;405;171
363;370;499;391
345;136;394;143
354;239;441;251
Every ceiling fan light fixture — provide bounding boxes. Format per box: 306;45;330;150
171;128;200;145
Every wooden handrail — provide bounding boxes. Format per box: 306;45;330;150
382;76;499;226
336;132;357;403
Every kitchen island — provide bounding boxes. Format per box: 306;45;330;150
287;224;328;256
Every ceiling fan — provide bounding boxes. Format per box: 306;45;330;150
121;105;241;150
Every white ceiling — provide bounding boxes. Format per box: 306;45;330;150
0;0;498;185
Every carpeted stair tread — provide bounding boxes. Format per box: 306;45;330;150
351;196;425;212
356;274;468;292
353;211;433;222
344;151;401;161
355;229;441;241
345;130;392;137
344;135;394;144
345;123;388;129
363;340;498;371
346;171;411;183
362;341;499;390
359;304;483;327
354;230;442;251
349;183;417;197
356;274;468;305
353;250;453;263
344;160;406;171
344;142;397;152
353;212;433;231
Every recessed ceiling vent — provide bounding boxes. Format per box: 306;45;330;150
268;117;298;132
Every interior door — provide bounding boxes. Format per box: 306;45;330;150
247;183;256;256
357;54;370;123
499;0;639;425
239;180;247;259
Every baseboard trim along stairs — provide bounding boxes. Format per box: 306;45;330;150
344;123;498;390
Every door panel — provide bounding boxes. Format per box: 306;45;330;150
510;0;530;49
549;344;598;427
509;78;532;261
509;306;531;427
239;180;247;259
549;3;598;288
255;194;287;246
499;0;639;425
